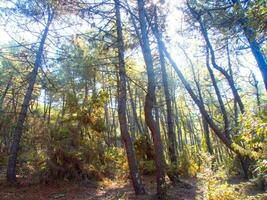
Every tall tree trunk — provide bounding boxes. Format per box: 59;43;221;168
202;25;244;113
152;24;237;153
202;116;213;154
182;45;213;154
152;26;254;179
157;24;177;165
7;12;53;183
137;0;167;198
205;47;230;140
114;0;146;195
174;99;183;151
188;6;245;113
127;82;144;134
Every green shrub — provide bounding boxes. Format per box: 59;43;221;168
177;145;212;177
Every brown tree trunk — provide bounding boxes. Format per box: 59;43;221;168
137;0;167;198
114;0;146;195
0;77;12;112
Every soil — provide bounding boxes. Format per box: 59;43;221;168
0;176;197;200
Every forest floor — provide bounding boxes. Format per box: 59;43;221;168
0;169;266;200
0;175;198;200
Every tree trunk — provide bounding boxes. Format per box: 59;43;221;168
137;0;167;198
7;12;53;183
157;25;177;165
202;117;213;155
152;26;257;179
205;47;230;140
114;0;146;195
174;98;183;151
188;6;245;113
231;0;267;91
127;82;144;134
152;24;236;153
0;77;12;112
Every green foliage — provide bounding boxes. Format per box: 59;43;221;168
208;175;244;200
234;103;267;160
252;159;267;191
177;145;212;177
102;147;129;179
246;0;267;34
134;135;154;161
134;135;157;175
207;167;266;200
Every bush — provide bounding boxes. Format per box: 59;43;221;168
177;145;212;177
44;147;84;181
207;170;245;200
252;159;267;192
102;147;129;179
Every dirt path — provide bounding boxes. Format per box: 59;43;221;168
0;176;198;200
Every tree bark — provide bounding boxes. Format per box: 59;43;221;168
7;11;53;183
114;0;146;195
0;77;12;112
137;0;167;198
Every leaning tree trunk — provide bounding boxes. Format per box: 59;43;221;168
137;0;167;199
180;44;214;155
7;12;53;183
195;14;244;114
152;25;254;179
152;23;243;154
114;0;146;195
205;47;230;140
231;0;267;91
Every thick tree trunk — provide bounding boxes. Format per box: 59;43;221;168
137;0;167;198
7;13;53;183
114;0;146;195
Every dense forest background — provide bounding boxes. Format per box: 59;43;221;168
0;0;266;199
